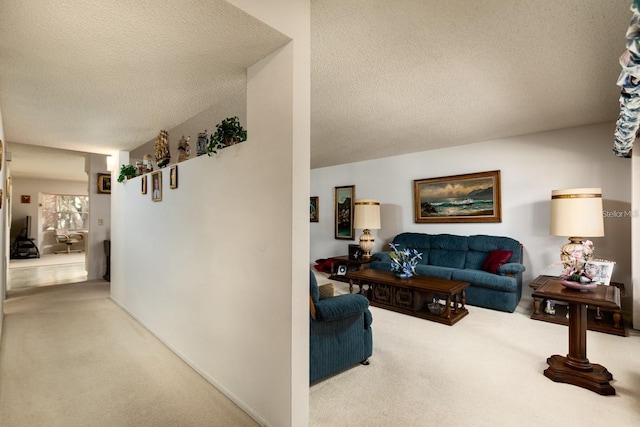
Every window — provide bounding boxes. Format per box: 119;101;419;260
42;193;89;231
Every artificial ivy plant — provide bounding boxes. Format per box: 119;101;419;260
207;116;247;155
117;164;137;183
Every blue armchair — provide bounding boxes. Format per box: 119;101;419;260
309;271;373;383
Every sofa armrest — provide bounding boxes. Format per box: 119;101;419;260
314;294;369;322
497;262;526;276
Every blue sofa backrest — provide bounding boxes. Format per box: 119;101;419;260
391;233;522;270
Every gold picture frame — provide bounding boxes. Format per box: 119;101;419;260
97;173;111;194
414;170;501;223
169;165;178;189
334;185;355;239
151;171;162;202
310;196;319;222
141;175;147;195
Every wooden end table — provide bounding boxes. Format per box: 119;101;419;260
346;269;470;326
327;255;375;283
529;275;626;336
532;278;620;395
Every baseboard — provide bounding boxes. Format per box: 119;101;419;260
109;296;271;427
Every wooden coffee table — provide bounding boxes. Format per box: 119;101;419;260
532;278;621;395
346;269;470;325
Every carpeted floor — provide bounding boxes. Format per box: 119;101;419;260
2;275;639;426
0;281;257;427
309;276;640;426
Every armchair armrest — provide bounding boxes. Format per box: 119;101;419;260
314;294;369;322
497;262;525;276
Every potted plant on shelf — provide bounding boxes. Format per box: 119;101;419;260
207;116;247;155
117;164;137;183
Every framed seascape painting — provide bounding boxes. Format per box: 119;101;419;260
334;185;355;240
414;170;501;223
310;196;319;222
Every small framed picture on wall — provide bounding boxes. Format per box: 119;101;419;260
141;175;147;195
151;171;162;202
169;165;178;189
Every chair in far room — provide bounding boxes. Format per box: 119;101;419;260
55;229;84;254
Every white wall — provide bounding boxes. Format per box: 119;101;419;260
10;178;88;254
86;154;111;280
633;146;639;329
110;2;310;426
311;122;634;318
0;108;6;334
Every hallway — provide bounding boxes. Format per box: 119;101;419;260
0;281;257;427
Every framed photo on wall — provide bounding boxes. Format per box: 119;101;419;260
169;165;178;189
335;185;355;240
414;170;501;223
97;173;111;194
310;196;319;222
141;175;147;195
151;171;162;202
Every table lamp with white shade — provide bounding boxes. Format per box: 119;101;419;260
354;199;381;260
550;187;604;269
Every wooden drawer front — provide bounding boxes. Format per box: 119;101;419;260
372;284;393;305
395;287;414;309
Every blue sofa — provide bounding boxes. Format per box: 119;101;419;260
371;233;525;312
309;271;373;383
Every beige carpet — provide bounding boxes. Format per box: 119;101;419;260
310;275;640;427
0;281;257;427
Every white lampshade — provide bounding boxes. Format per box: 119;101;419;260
354;199;381;230
550;188;604;238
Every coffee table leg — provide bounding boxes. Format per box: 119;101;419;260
460;290;466;310
349;279;354;294
453;294;459;313
444;296;452;319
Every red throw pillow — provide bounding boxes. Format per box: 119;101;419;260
481;250;513;274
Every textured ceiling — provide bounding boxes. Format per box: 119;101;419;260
0;0;290;154
0;0;635;178
311;0;632;168
6;142;88;182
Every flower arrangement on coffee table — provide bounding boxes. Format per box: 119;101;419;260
389;243;422;278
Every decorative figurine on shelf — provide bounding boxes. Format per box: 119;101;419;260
154;130;171;168
177;135;191;163
196;130;208;156
135;160;144;175
545;300;556;315
143;154;154;172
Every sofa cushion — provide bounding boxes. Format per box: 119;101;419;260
467;235;521;263
414;265;456;280
429;249;466;269
451;269;517;293
481;250;513;274
319;283;335;299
